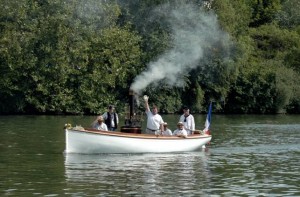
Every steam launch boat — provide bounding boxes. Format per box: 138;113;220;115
65;91;212;154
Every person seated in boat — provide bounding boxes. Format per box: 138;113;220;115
102;105;119;131
161;122;172;136
143;95;164;134
92;116;108;131
173;122;188;138
179;106;195;135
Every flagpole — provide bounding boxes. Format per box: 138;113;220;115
203;102;212;135
202;102;212;149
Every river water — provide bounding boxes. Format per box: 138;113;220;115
0;115;299;196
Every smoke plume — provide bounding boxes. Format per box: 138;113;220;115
130;3;230;95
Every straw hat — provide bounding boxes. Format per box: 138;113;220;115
177;122;184;126
97;116;104;121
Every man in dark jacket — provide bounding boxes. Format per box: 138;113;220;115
102;105;119;131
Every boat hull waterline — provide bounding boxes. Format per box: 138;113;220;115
65;128;212;154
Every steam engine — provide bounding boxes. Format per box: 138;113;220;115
120;90;143;134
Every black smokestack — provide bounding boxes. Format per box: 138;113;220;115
129;89;135;119
121;89;142;134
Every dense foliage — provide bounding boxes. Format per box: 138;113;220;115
0;0;299;114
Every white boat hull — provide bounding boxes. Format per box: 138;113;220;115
65;128;212;154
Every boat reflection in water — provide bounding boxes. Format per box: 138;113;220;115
64;152;212;196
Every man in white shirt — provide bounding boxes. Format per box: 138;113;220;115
143;95;164;134
179;106;195;135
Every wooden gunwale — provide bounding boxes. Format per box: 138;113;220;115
68;128;211;140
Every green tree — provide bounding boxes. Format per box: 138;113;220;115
86;26;142;113
226;23;300;113
0;0;142;114
0;0;38;113
277;0;300;29
248;0;281;27
212;0;252;37
1;0;300;114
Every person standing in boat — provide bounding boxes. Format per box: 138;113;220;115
102;105;119;131
143;95;164;135
92;116;108;131
161;122;172;136
173;122;188;138
179;106;195;135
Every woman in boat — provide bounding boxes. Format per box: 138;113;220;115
179;106;195;135
92;116;108;131
102;105;119;131
173;122;188;138
143;95;164;134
